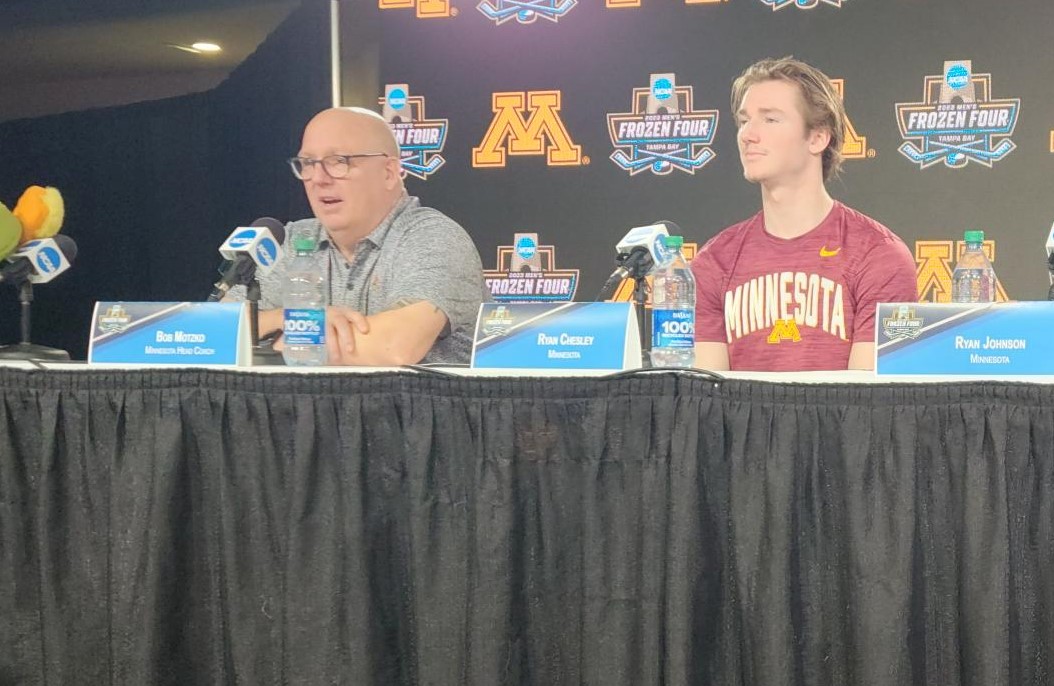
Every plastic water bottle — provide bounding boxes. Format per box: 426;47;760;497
282;229;327;366
951;230;997;303
650;235;696;367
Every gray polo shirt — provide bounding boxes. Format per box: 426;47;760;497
228;195;487;364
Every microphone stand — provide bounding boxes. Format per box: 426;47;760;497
0;281;72;361
596;250;654;366
632;270;650;365
246;278;285;366
1048;253;1054;302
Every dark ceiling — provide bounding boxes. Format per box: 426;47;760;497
0;0;300;117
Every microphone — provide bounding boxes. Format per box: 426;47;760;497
596;222;672;300
1046;221;1054;300
207;217;286;302
0;235;77;286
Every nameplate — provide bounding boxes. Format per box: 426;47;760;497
88;302;250;366
875;302;1054;375
471;302;641;371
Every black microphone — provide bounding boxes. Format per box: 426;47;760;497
0;235;78;286
595;223;674;301
207;217;286;302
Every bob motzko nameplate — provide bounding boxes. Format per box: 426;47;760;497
88;302;250;366
875;302;1054;375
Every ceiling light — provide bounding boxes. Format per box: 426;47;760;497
166;43;202;54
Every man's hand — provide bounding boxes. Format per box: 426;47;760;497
325;306;371;363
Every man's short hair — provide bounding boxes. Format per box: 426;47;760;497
730;57;847;181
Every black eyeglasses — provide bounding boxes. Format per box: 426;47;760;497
287;153;389;180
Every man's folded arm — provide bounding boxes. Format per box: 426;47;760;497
326;300;447;366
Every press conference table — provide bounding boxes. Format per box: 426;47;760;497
1;362;1051;685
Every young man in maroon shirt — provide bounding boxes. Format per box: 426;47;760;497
692;58;917;371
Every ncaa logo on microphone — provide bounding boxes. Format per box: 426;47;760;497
255;238;278;267
652;235;672;264
36;246;62;274
227;229;258;249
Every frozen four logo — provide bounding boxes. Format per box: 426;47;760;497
896;60;1020;169
381;84;449;181
483;233;580;302
607;73;719;176
98;304;133;334
881;305;924;342
477;0;576;24
760;0;847;9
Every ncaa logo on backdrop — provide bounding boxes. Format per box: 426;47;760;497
484;233;579;302
477;0;576;24
473;91;584;167
378;0;453;18
896;60;1020;169
380;84;449;180
608;73;719;176
760;0;846;10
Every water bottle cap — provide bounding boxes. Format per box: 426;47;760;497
292;237;318;252
663;235;684;249
963;230;985;243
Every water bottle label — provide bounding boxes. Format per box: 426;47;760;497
283;308;326;346
652;309;695;348
951;268;996;303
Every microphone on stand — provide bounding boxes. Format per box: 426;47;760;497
207;217;286;302
0;235;79;361
595;223;672;301
206;217;287;365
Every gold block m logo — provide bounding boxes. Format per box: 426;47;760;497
473;91;583;168
378;0;450;18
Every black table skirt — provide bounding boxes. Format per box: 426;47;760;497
1;367;1051;685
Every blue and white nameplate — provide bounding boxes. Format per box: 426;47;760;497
471;302;641;371
88;302;250;366
875;302;1054;375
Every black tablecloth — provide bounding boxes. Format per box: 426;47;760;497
1;367;1051;685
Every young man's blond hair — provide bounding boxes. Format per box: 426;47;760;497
730;57;847;180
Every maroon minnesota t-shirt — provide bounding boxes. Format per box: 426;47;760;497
691;202;918;371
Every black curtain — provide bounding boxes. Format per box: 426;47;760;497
0;0;331;360
1;368;1051;685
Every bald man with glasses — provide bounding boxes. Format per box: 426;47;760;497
227;107;488;365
